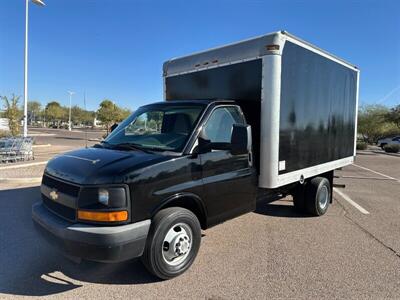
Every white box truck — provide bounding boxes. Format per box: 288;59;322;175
33;31;359;279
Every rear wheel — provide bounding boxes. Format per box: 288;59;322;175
141;207;201;280
305;177;331;216
381;143;387;150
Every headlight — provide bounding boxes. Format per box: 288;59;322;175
98;188;109;206
79;186;128;209
78;186;129;223
102;187;127;208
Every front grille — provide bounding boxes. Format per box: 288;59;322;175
41;174;80;221
42;174;80;197
42;194;76;221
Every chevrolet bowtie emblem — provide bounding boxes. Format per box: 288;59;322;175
49;190;59;201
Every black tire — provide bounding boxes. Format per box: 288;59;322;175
381;143;387;150
141;207;201;280
305;177;331;216
292;185;307;213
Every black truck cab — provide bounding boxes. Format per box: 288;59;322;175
33;100;257;279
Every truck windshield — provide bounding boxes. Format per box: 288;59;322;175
104;103;205;152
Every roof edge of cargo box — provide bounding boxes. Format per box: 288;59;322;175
163;30;358;77
282;31;358;71
165;30;279;63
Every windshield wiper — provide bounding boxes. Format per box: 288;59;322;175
111;142;153;153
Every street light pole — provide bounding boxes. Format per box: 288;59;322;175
23;0;45;137
23;0;29;137
67;91;75;131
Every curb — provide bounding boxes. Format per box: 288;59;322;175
33;144;51;148
28;133;56;137
0;177;42;183
0;161;48;170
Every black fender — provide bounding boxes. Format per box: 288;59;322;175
152;192;208;229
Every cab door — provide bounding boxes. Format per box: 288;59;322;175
199;105;257;226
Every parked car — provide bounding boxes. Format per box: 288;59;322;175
377;136;400;149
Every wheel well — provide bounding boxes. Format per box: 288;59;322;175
155;196;207;230
289;170;334;203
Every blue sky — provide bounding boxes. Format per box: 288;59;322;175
1;0;399;111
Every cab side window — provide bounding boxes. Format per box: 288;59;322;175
203;106;244;143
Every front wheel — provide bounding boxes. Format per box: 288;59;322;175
141;207;201;280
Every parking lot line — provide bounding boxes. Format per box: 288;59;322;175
0;177;42;183
353;164;400;183
340;175;395;181
333;187;370;215
0;161;48;170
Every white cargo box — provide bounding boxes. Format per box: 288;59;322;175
163;31;359;188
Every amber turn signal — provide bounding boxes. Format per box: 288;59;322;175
77;210;128;222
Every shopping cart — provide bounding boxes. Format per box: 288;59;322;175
0;137;34;163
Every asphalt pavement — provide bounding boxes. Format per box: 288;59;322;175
0;129;399;299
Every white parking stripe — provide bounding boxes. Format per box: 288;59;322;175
353;164;400;183
0;161;48;170
333;188;370;215
0;177;42;183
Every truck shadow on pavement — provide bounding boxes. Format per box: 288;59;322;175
0;186;159;297
255;198;311;218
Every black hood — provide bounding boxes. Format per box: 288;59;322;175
45;147;172;185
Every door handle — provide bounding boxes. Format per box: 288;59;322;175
248;151;253;167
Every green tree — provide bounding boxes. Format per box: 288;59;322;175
147;111;163;130
83;110;95;126
28;101;42;124
97;100;130;132
357;105;397;143
45;101;65;128
61;106;70;124
97;100;117;132
70;105;85;125
117;107;132;122
1;94;22;136
386;104;400;129
70;105;95;126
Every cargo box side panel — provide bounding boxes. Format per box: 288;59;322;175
165;59;263;175
165;59;262;101
279;41;357;174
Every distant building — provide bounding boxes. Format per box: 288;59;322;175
0;118;9;131
93;117;100;127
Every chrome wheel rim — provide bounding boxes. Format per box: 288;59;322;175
162;223;192;266
318;185;329;210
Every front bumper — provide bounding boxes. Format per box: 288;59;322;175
32;202;151;263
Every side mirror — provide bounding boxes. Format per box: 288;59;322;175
231;124;252;155
195;129;230;154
